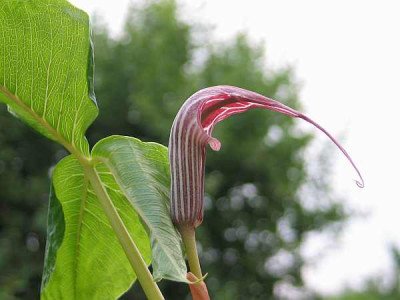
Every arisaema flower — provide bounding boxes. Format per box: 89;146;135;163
169;85;363;229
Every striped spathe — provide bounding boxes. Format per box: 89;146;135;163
168;86;363;227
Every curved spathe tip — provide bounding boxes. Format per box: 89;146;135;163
197;85;364;188
298;114;364;189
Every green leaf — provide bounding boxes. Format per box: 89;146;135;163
41;183;65;292
42;136;187;299
0;0;98;157
41;155;151;300
92;136;188;283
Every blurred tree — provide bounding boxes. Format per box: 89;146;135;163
0;0;346;299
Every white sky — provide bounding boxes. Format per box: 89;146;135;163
70;0;400;296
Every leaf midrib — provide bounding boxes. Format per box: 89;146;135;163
0;85;89;164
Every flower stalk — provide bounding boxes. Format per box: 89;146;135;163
179;225;203;279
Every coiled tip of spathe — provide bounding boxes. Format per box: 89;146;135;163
298;114;364;189
355;179;365;189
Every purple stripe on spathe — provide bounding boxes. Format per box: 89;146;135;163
168;86;364;228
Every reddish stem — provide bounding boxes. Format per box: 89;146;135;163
187;273;210;300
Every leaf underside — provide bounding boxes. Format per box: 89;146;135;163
0;0;98;156
93;136;187;283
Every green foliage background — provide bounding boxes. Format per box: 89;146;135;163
0;1;395;300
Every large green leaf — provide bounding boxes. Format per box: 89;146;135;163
42;136;187;300
42;155;151;300
0;0;98;156
92;136;187;283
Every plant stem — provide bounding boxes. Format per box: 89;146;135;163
83;164;165;300
179;225;202;279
